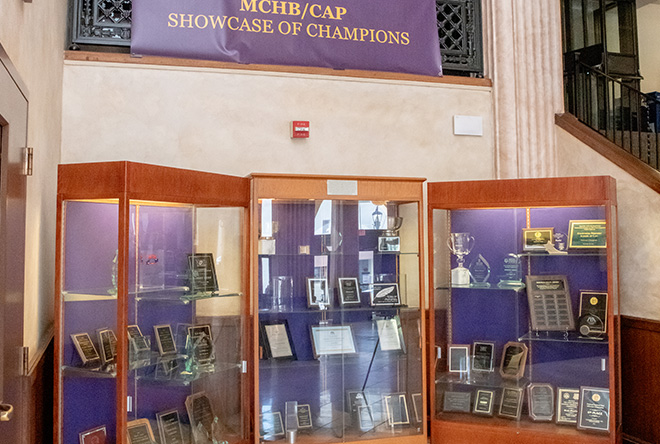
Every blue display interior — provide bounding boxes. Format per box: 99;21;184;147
258;200;423;434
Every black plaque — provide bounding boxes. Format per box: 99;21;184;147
528;384;554;421
154;324;176;356
338;277;361;305
499;387;523;419
473;390;494;416
370;283;401;306
156;410;184;444
499;342;528;380
579;291;608;334
185;392;216;438
577;387;610;432
472;341;494;372
522;228;554;251
188;253;219;293
126;419;155;444
296;404;313;429
442;391;471;413
383;393;410;426
79;425;107;444
97;329;117;364
127;325;150;353
556;388;580;425
188;324;214;364
526;275;575;331
71;333;101;365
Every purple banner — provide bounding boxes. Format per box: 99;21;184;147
131;0;443;76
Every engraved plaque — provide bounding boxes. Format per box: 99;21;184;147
526;275;575;331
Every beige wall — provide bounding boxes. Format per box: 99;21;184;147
556;126;660;321
0;0;66;367
61;61;494;181
638;2;660;93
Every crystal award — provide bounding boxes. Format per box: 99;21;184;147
497;254;524;288
469;254;491;288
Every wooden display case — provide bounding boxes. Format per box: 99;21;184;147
250;174;427;444
427;176;621;444
54;161;252;444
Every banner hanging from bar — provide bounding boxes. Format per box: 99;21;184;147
131;0;443;77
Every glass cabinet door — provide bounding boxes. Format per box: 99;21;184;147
253;175;426;444
428;176;620;444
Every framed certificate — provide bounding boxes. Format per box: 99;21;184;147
522;227;553;251
556;387;580;425
307;278;330;308
260;320;296;359
499;387;524;420
79;425;106;444
338;277;361;305
310;325;357;358
383;393;410;426
499;341;528;380
448;345;470;373
370;283;401;306
126;418;155;444
185;392;216;441
187;252;219;292
97;328;117;364
156;410;185;444
70;332;101;366
153;324;177;356
568;220;607;248
376;318;402;351
260;412;285;438
577;387;610;432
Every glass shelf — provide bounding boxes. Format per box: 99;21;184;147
258;305;409;315
258;251;420;258
62;365;117;379
435;372;528;389
518;330;608;344
435;285;526;292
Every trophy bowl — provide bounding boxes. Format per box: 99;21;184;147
447;232;474;286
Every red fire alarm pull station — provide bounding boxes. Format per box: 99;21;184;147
291;121;310;138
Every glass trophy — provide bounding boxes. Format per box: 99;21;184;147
447;233;474;286
468;254;491;288
272;276;294;311
497;254;524;288
285;401;298;443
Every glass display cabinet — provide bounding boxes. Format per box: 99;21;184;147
250;174;427;444
428;176;621;444
54;161;251;444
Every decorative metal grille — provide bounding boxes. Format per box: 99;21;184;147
70;0;132;47
436;0;483;75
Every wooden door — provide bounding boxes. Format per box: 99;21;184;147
0;43;28;442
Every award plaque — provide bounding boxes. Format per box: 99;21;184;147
499;342;528;380
126;419;155;444
188;324;215;365
473;390;494;416
497;253;524;288
468;254;491;287
153;324;177;356
185;392;217;441
556;388;580;425
498;387;523;420
127;325;150;353
378;236;401;252
577;387;610;432
376;318;402;351
448;345;470;373
579;291;608;334
528;383;554;421
296;404;313;429
522;227;554;251
187;253;219;293
411;393;423;423
568;220;607;249
357;405;374;432
306;278;330;308
71;332;101;366
442;391;471;413
260;320;296;360
338;278;361;306
97;329;117;365
383;393;410;426
79;425;106;444
156;410;184;444
370;283;401;306
526;275;575;331
260;412;285;438
471;341;494;372
310;325;357;358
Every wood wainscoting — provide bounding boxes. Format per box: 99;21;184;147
621;315;660;444
26;338;54;444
